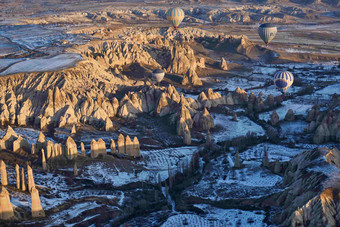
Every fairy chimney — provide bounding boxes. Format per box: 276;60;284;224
30;187;45;218
0;186;14;220
21;168;26;191
16;164;20;189
27;165;35;192
0;160;8;186
41;149;47;171
110;139;116;154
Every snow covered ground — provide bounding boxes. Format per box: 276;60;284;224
240;143;305;162
211;113;265;142
259;99;313;121
183;147;283;200
162;204;266;227
0;53;82;76
0;127;55;145
316;83;340;96
82;147;199;186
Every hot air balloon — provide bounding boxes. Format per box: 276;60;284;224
152;69;165;85
273;71;294;93
258;23;277;46
166;7;185;29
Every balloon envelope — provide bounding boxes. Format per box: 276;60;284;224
152;69;165;83
166;7;185;28
273;71;294;93
258;23;277;45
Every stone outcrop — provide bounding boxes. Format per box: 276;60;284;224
90;139;107;158
167;42;197;75
31;186;45;218
66;136;78;160
113;135;140;157
81;142;85;156
182;67;202;86
31;144;36;155
71;124;77;134
117;134;125;154
42;149;47;171
0;186;14;220
13;136;30;153
36;132;47;154
285;109;295;121
183;125;191;145
304;102;340;144
132;137;141;158
291;188;340;227
193;108;214;131
274;160;282;173
220;57;228;70
232;87;248;105
234;151;242;168
198;88;226;108
262;150;269;167
0;126;18;151
21;168;26;191
27;165;35;192
270;110;279;126
16;164;20;189
0;161;8;186
110;139;116;154
313;123;330;144
176;105;193;136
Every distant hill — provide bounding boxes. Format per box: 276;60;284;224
230;0;339;6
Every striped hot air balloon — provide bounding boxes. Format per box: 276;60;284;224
258;23;277;46
166;7;185;29
273;71;294;93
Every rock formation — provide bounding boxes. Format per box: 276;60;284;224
182;66;202;86
46;141;54;160
199;88;226;108
262;150;269;167
274;160;282;173
304;103;340;144
132;137;141;158
0;186;14;220
193;108;214;131
16;164;20;189
234;151;241;168
31;186;45;218
220;57;228;70
41;149;47;171
90;139;107;158
21;168;26;191
66;136;78;160
232;87;248;105
313;123;330;144
0;161;8;186
71;124;77;134
167;42;197;75
183;125;191;145
110;139;116;154
31;144;36;155
270;110;279;126
117;134;125;154
125;135;133;156
285;109;295;121
27;165;35;192
81;142;85;156
36;132;47;154
13;136;30;153
0;126;18;151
